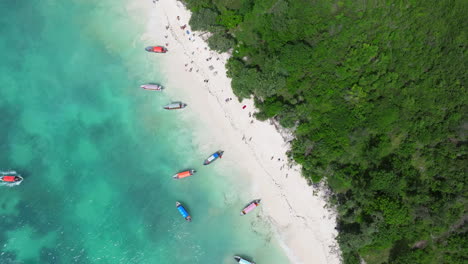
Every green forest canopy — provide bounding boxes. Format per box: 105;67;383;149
185;0;467;263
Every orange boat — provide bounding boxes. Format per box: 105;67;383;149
173;169;196;179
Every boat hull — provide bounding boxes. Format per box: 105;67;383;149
140;84;163;91
203;150;224;165
240;199;261;215
145;46;167;53
163;102;187;110
0;171;23;186
176;201;192;222
234;256;255;264
173;169;196;179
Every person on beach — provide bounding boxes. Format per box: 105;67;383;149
242;105;247;109
177;16;180;20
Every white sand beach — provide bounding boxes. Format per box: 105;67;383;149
131;0;341;263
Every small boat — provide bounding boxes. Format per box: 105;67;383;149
163;102;187;110
145;46;167;53
240;199;261;216
1;171;23;186
173;169;196;179
234;256;255;264
203;150;224;165
140;84;163;91
176;201;192;222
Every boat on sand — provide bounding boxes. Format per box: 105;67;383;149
140;84;163;91
173;169;196;179
145;46;167;53
203;151;224;165
163;102;187;110
234;256;255;264
176;201;192;222
240;199;261;216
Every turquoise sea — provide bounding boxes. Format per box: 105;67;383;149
0;0;289;263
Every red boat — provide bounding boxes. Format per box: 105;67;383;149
145;46;167;53
1;171;23;186
173;169;196;179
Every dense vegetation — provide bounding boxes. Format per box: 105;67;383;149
184;0;467;263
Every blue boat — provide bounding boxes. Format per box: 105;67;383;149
176;201;191;222
203;150;224;165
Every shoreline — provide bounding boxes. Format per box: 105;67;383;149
136;0;341;263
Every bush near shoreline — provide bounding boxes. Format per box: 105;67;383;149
184;0;467;263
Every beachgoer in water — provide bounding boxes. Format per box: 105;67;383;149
177;16;180;20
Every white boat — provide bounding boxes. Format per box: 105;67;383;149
140;84;163;91
234;256;255;264
163;102;187;110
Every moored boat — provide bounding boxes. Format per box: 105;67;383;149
234;256;255;264
145;46;167;53
240;199;261;216
203;150;224;165
1;171;23;186
163;102;187;110
176;201;192;222
173;169;196;179
140;84;163;91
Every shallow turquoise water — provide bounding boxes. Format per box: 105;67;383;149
0;0;288;263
